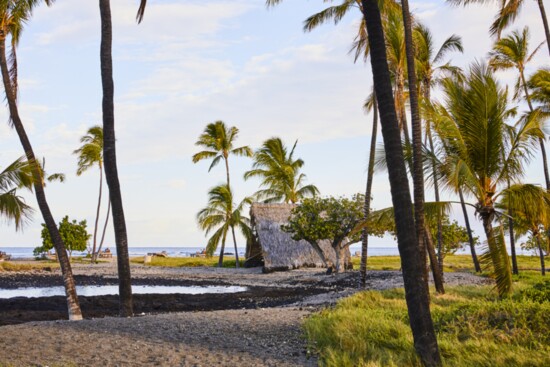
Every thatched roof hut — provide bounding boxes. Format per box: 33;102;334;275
245;203;351;272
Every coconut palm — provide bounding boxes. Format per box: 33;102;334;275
73;125;110;262
99;0;132;317
498;184;550;275
244;137;319;204
358;0;441;364
192;121;253;188
0;157;33;230
197;184;252;267
434;62;543;297
448;0;550;54
0;0;82;320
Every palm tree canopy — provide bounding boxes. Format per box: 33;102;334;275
196;184;251;256
0;156;34;230
192;120;252;172
528;68;550;113
73;125;103;176
244;137;319;203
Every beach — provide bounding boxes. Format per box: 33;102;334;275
0;261;490;366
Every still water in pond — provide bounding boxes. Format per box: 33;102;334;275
0;285;248;299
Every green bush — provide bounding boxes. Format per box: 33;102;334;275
517;280;550;303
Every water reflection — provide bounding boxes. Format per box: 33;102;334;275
0;285;248;299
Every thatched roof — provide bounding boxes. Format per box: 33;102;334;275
247;203;350;272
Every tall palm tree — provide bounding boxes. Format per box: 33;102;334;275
0;0;82;320
358;0;441;364
448;0;550;55
0;156;33;229
489;27;546;274
415;24;464;275
192;121;253;189
99;0;132;317
498;184;550;275
192;120;252;268
74;125;110;262
434;62;543;297
244;137;319;203
197;184;252;267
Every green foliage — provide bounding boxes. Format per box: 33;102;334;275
283;194;383;248
36;216;90;257
520;231;549;255
518;280;550;303
428;216;479;259
305;284;550;366
130;256;243;268
0;157;34;231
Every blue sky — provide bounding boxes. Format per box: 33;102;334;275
0;0;547;248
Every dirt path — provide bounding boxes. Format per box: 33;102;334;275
0;307;315;367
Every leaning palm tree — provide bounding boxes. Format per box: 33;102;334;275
448;0;550;55
434;62;543;297
192;121;253;188
0;157;33;230
197;184;252;268
99;0;132;317
498;184;550;275
73;125;110;262
0;0;82;320
244;137;319;203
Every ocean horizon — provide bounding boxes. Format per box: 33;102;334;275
0;245;538;259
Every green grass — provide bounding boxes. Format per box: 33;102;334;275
304;275;550;366
130;256;244;268
0;261;59;272
351;254;544;273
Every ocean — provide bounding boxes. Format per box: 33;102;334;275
0;245;537;259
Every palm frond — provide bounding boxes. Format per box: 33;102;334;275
479;224;513;297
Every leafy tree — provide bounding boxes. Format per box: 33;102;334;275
520;231;549;256
0;156;33;230
100;0;133;317
283;195;383;273
73;125;110;263
0;0;82;320
36;216;91;261
427;216;479;259
244;137;319;203
196;184;252;267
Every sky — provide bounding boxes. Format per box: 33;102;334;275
0;0;547;248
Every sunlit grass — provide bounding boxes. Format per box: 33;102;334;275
305;276;550;367
130;256;244;268
0;261;59;272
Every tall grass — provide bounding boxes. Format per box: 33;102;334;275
305;276;550;366
130;256;244;268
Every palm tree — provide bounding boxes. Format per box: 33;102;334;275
448;0;550;55
192;121;253;188
99;0;132;317
0;0;82;320
498;184;550;275
358;0;441;364
73;125;110;262
0;156;33;229
197;184;252;267
528;68;550;186
434;62;543;297
244;137;319;203
415;24;464;275
192;120;252;268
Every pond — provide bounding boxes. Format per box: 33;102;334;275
0;285;248;299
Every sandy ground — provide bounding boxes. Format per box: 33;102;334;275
0;261;490;366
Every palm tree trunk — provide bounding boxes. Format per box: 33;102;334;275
537;0;550;55
458;188;481;272
0;38;82;321
230;225;240;268
218;230;227;267
506;179;519;275
91;164;103;262
536;235;546;276
361;94;378;284
100;0;133;317
224;156;231;188
95;197;111;260
427;129;444;274
425;223;445;294
360;2;441;365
